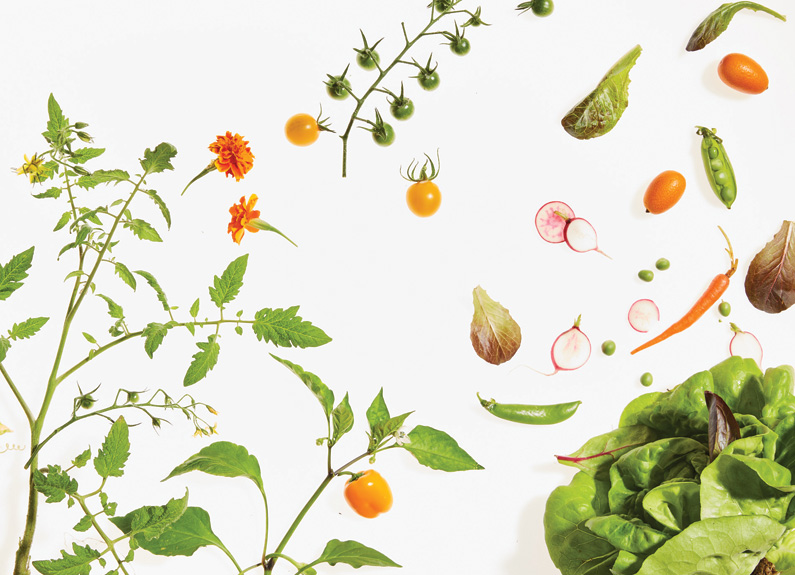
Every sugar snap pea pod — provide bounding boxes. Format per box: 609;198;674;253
696;126;737;209
477;393;581;425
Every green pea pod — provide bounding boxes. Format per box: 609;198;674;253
696;126;737;209
477;393;581;425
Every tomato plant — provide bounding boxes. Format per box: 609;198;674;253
344;470;394;518
387;82;415;120
355;30;382;70
444;24;470;56
325;66;353;100
372;123;395;147
417;69;440;90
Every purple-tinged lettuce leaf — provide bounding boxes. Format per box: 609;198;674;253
686;2;786;52
705;391;741;461
745;221;795;314
469;286;521;365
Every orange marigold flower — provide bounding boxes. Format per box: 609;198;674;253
209;131;254;181
228;194;261;244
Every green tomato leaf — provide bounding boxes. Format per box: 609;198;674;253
143;189;171;229
73;515;93;533
33;465;78;503
32;542;100;575
54;212;71;232
470;285;522;365
313;539;401;569
42;93;69;144
108;490;188;543
8;317;49;341
183;336;220;386
96;294;124;320
123;218;163;242
270;354;334;417
162;441;263;491
119;506;226;557
189;298;200;318
100;492;117;516
72;448;91;469
745;220;795;314
0;336;9;362
209;255;248;308
251;306;332;348
140;142;177;175
402;425;483;471
93;417;130;479
686;2;786;51
332;393;354;444
69;147;105;165
142;322;169;359
636;515;784;575
75;169;130;190
561;44;642;140
134;270;170;312
114;262;137;291
0;246;34;301
32;187;62;200
82;332;97;345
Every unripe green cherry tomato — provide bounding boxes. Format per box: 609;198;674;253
417;70;440;91
344;470;393;518
127;391;140;403
80;396;96;409
601;340;616;356
450;37;470;56
372;123;395;147
433;0;454;12
719;301;731;317
357;50;380;71
390;99;414;121
326;76;352;100
532;0;554;16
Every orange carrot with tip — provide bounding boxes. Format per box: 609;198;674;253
631;227;737;355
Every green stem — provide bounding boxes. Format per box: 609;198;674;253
1;364;34;427
259;483;270;569
74;494;130;575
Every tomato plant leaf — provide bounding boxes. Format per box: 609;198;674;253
209;254;248;308
561;44;642;140
402;425;484;471
69;147;105;165
73;515;93;533
0;336;9;362
100;492;117;516
32;542;100;575
54;212;71;232
143;189;172;229
33;465;78;503
117;506;226;557
686;2;786;52
8;317;49;340
313;539;401;569
72;448;91;469
0;246;34;301
41;93;69;144
142;322;169;359
108;490;188;545
75;169;130;189
123;218;163;242
745;221;795;314
189;298;200;318
251;306;332;348
140;142;177;175
32;187;63;200
183;335;220;386
93;417;130;478
114;261;137;290
134;270;170;312
332;393;354;444
96;294;124;320
270;354;334;417
470;285;522;365
162;441;263;491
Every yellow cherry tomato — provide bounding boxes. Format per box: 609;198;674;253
406;180;441;217
285;113;320;147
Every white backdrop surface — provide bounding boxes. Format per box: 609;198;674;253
1;2;794;574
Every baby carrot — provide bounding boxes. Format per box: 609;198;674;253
631;227;737;355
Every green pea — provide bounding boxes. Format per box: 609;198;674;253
708;146;720;159
710;158;723;171
655;258;670;271
696;126;737;209
601;340;616;356
714;171;729;186
719;301;731;317
721;186;736;203
640;372;654;387
477;393;581;425
638;269;654;282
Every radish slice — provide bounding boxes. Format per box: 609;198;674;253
628;299;660;333
729;323;763;367
535;201;575;244
534;316;591;376
564;218;611;258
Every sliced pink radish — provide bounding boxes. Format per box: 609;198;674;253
535;201;575;244
564;218;611;259
628;299;660;333
532;316;591;376
729;323;763;368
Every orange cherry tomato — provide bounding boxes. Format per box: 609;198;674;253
406;180;441;217
285;114;320;146
344;470;393;518
717;53;768;95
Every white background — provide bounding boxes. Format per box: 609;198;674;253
1;1;794;574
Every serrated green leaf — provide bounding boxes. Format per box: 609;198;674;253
366;388;390;430
0;336;11;362
252;306;332;348
41;93;69;144
313;539;401;569
123;219;162;242
33;465;78;503
100;492;117;516
32;542;100;575
58;225;92;257
75;169;130;190
142;322;169;359
270;354;334;417
8;317;49;340
73;515;93;532
108;490;188;542
93;417;130;478
82;332;97;345
234;325;243;335
119;506;226;557
209;255;248;308
76;207;104;226
332;393;354;444
143;189;171;229
33;187;63;199
189;298;200;318
183;336;220;386
72;448;91;468
402;425;484;472
134;270;169;311
163;442;263;490
69;147;105;165
54;212;72;232
96;294;124;320
141;142;177;175
0;246;34;301
113;262;136;291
